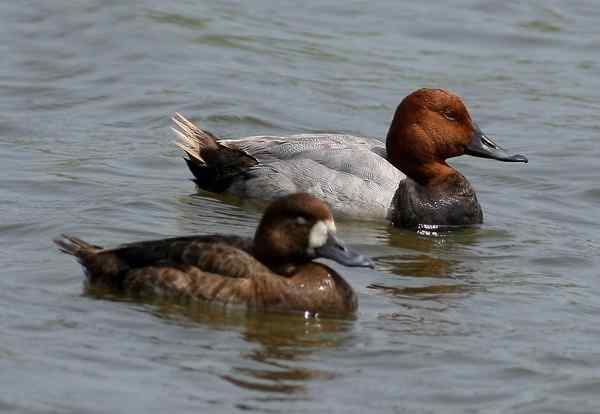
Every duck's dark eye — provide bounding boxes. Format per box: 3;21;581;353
443;110;457;122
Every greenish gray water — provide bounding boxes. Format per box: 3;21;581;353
1;1;600;413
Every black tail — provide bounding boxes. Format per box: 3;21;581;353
172;113;258;192
55;234;128;289
54;234;101;259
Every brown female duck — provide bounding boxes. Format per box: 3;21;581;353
55;193;373;315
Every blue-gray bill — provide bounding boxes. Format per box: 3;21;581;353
465;124;528;163
315;233;375;268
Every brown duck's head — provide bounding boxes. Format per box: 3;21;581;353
253;193;374;269
386;88;528;185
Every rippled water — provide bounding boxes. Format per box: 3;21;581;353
2;1;600;412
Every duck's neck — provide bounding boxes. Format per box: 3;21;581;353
388;169;483;228
402;161;458;187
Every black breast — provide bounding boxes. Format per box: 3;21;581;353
388;175;483;228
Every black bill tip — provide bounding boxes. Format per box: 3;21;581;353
509;154;528;163
465;124;528;164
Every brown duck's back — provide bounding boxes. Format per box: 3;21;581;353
124;262;356;315
57;235;357;315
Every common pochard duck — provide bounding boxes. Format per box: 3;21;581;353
55;193;373;315
174;88;527;228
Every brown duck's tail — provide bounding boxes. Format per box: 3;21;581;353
172;113;258;192
54;235;127;288
55;234;101;259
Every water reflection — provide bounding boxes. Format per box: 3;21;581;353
366;281;478;336
383;225;484;253
375;253;458;278
87;287;353;396
371;225;486;280
367;283;471;298
365;225;484;314
177;302;352;395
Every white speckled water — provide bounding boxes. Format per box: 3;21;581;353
2;1;600;413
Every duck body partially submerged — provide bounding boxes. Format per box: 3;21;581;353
175;88;527;227
183;133;403;219
56;193;373;316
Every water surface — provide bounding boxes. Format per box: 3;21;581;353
1;1;600;413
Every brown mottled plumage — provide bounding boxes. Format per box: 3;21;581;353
55;193;373;315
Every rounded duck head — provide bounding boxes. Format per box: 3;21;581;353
253;193;374;272
386;88;527;187
385;88;528;228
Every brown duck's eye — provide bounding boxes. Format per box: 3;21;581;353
443;110;457;121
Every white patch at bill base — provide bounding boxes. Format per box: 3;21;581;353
309;220;329;249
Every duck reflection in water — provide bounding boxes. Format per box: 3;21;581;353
368;225;484;302
373;225;482;277
135;297;355;396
